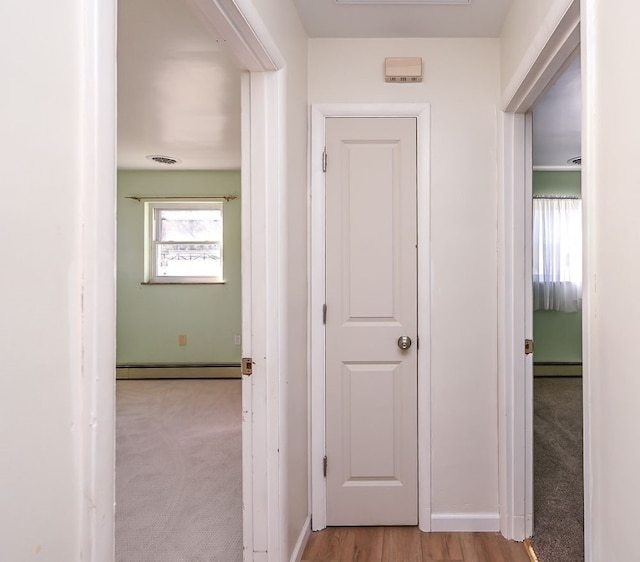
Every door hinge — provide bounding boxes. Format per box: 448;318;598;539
525;339;534;355
323;304;327;325
322;147;327;173
241;357;253;376
323;455;328;478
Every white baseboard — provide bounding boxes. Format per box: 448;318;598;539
290;514;311;562
514;514;527;540
431;512;500;532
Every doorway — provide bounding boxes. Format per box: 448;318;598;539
529;52;584;561
94;0;287;560
497;0;587;555
310;104;431;531
114;2;244;558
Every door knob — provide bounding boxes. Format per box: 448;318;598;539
397;336;412;350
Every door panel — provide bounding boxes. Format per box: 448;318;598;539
325;117;418;526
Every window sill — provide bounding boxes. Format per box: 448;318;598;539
141;280;226;286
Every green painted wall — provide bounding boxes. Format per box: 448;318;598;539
533;170;581;197
532;170;582;363
534;309;582;362
116;170;241;365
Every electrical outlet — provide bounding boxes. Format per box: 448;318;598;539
178;334;187;346
234;335;241;345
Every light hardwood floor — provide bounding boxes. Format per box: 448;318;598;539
302;527;530;562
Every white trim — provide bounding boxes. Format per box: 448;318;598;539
416;107;432;533
80;1;116;560
273;68;289;562
498;0;588;550
524;113;535;540
502;0;580;112
497;111;528;541
310;103;431;531
184;0;284;71
145;200;225;284
581;8;593;561
289;515;311;562
431;513;500;533
309;105;327;531
532;165;582;172
241;69;288;562
240;71;255;561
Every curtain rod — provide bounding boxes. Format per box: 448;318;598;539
533;195;581;200
126;195;238;202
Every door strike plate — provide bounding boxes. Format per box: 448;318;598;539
525;339;534;355
241;357;253;376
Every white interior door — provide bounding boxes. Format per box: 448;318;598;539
325;117;418;526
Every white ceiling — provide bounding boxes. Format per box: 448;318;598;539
117;0;580;171
532;54;582;168
117;0;241;170
295;0;512;38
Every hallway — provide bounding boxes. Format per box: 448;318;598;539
302;527;529;561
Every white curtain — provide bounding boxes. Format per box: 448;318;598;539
533;197;582;312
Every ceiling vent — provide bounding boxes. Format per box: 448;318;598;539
146;155;181;165
567;156;582;165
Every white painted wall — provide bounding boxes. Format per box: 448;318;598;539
309;39;501;523
582;1;640;558
0;1;115;561
243;0;310;557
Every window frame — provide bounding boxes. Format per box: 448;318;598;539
143;200;225;284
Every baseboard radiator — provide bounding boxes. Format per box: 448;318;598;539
116;363;241;380
533;362;582;377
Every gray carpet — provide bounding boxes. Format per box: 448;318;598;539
531;377;584;562
116;379;242;562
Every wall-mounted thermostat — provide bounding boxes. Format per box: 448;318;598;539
385;57;423;83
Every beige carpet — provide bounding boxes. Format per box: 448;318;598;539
530;376;583;562
116;379;242;562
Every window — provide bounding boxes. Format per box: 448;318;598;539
532;197;582;312
144;200;224;284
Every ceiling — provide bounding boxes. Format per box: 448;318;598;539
117;0;241;170
532;54;582;168
294;0;512;38
117;0;580;171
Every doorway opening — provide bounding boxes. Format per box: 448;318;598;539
498;0;587;558
529;52;584;562
115;1;244;559
107;0;288;560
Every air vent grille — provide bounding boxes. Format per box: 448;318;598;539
146;155;181;165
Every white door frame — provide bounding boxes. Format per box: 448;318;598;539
498;0;586;551
310;104;431;531
83;1;288;560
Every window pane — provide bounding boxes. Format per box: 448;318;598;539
156;243;222;278
158;209;222;242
